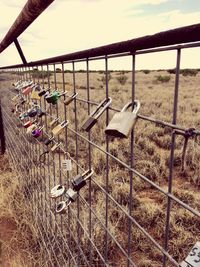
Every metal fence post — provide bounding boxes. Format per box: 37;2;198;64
0;100;6;154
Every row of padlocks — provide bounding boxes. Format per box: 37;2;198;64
11;79;141;214
11;80;200;266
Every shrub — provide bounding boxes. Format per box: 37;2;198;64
32;70;51;79
181;69;198;76
56;68;61;73
116;74;128;85
167;69;176;74
143;70;150;74
101;74;112;84
155;75;170;83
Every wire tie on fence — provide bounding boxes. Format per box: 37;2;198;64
174;127;196;171
39;150;49;164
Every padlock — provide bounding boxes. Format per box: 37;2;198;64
105;100;141;138
45;91;67;105
50;184;66;199
37;108;46;118
49;117;59;127
50;142;61;152
56;201;68;214
30;89;40;100
27;106;40;117
23;120;36;128
20;80;33;91
52;120;69;136
38;88;50;97
44;137;54;146
71;169;94;191
64;92;78;106
13;81;21;88
32;126;43;138
26;123;38;134
19;111;29;120
12;95;20;102
56;188;78;214
22;85;33;95
19;99;26;105
62;152;72;171
81;97;112;132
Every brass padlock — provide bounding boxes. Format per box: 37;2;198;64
51;142;61;152
64;92;78;106
12;94;20;102
105;100;140;138
30;91;40;100
49;117;59;127
81;97;112;132
52;120;69;136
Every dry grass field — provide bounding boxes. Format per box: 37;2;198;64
0;69;199;266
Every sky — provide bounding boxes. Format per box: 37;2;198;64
0;0;200;70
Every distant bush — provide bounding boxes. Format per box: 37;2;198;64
32;70;51;79
101;74;112;84
143;70;151;74
167;68;198;76
64;70;72;73
116;74;128;85
56;68;61;73
167;69;176;74
155;75;170;83
181;69;198;76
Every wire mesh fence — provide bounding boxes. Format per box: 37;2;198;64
0;36;200;267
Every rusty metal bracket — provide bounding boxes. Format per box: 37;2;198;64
14;39;27;64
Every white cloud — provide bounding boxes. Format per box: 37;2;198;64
0;0;200;69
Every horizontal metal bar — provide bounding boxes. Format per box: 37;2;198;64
76;97;200;135
1;23;200;69
0;0;54;53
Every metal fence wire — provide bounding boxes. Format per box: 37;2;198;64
0;8;200;267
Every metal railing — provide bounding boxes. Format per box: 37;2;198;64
0;2;200;266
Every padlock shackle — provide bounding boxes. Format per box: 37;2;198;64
90;97;112;119
121;100;140;114
56;201;71;213
60;120;69;128
69;92;78;99
82;169;94;180
51;142;61;152
58;91;68;97
45;90;59;99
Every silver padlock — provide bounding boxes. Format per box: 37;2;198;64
62;152;72;171
64;92;78;106
71;169;94;191
105;100;140;138
50;184;66;199
56;188;78;214
81;97;112;132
